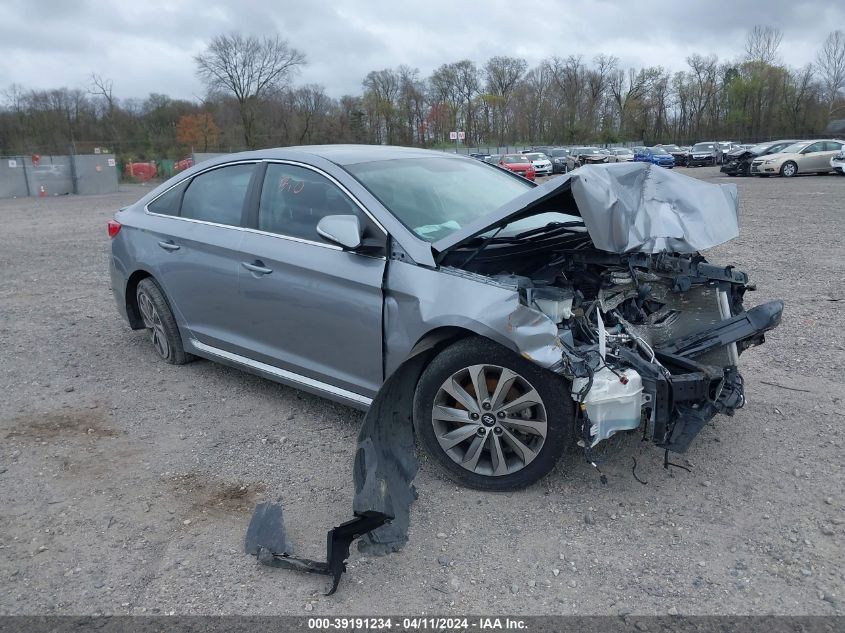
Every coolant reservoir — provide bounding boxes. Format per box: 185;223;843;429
571;367;643;447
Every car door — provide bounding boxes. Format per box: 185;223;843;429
151;161;257;350
236;162;387;398
797;142;826;171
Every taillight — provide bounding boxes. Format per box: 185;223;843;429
107;219;121;238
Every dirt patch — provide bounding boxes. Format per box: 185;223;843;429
168;473;267;515
5;407;118;440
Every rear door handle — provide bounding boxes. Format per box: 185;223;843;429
157;240;180;252
241;261;273;275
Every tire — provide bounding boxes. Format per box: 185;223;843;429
780;161;798;177
413;337;574;491
135;278;191;365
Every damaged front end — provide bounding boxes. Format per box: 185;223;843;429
433;162;783;454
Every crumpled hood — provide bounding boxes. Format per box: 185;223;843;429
433;162;739;255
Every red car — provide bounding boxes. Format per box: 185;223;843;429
498;154;536;181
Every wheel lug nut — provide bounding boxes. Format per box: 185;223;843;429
476;427;487;436
470;412;479;420
497;411;506;418
493;427;503;436
482;402;491;410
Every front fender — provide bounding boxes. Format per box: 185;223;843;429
383;261;562;379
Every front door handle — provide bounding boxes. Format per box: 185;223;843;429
241;261;273;275
157;240;180;252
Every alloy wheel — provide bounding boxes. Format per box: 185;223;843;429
137;290;170;359
431;364;548;477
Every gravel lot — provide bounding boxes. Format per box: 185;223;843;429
1;166;843;616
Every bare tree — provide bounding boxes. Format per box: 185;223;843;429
195;32;305;148
816;30;845;116
745;25;783;64
90;73;120;150
485;56;527;144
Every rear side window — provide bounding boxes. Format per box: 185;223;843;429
258;164;362;242
824;141;843;152
180;163;254;226
148;180;187;216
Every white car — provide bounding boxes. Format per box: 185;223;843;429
832;150;845;175
523;152;553;176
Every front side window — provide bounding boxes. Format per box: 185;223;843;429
258;163;361;242
803;142;824;153
180;163;254;226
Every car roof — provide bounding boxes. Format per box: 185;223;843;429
204;144;462;167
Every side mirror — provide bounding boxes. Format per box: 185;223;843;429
316;215;363;250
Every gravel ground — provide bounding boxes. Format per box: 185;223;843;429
1;167;843;616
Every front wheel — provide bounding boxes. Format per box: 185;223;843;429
413;337;573;491
780;161;798;177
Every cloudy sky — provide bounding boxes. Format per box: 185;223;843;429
1;0;841;102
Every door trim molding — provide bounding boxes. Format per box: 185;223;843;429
190;339;373;407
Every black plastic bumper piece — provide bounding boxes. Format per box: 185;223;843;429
244;502;390;595
655;300;783;359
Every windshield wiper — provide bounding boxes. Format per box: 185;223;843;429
459;220;585;266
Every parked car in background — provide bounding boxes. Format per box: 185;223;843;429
750;139;845;177
659;144;688;166
610;148;635;161
596;148;618;163
469;153;490;161
686;142;720;167
717;142;738;163
546;147;571;173
832;148;845;174
721;140;798;177
566;147;609;171
633;146;675;168
484;154;502;165
523;152;553;176
498;154;536;180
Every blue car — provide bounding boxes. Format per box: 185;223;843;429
633;146;675;168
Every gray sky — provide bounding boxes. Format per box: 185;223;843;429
1;0;841;102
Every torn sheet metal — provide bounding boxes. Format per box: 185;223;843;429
433;162;739;256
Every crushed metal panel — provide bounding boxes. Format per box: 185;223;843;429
570;162;739;253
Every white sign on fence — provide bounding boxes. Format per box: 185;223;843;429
8;159;17;168
449;131;457;140
107;158;116;167
458;131;466;140
94;147;101;154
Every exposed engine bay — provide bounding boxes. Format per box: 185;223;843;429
440;229;782;455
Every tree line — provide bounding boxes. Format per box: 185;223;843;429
1;25;843;160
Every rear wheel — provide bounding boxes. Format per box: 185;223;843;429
136;278;191;365
413;337;573;491
780;161;798;177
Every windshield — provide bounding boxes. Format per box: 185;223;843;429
346;157;532;241
575;147;600;154
502;155;529;164
613;148;631;154
662;145;680;152
650;147;668;154
692;143;714;152
550;149;569;157
778;142;807;154
525;153;548;160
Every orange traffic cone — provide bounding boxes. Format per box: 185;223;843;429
39;185;46;198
